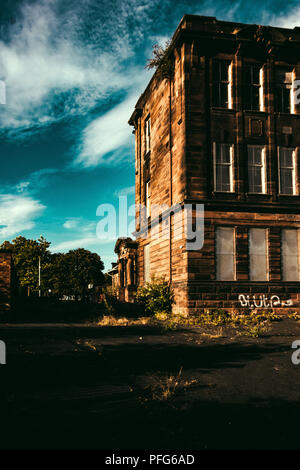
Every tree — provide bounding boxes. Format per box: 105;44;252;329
0;236;51;296
146;40;174;79
0;238;105;300
45;248;105;300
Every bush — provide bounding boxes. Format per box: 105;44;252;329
135;276;174;316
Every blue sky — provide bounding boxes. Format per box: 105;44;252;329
0;0;299;270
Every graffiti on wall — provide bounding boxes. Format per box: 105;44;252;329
238;294;293;309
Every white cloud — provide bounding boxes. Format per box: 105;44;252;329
52;236;113;252
14;168;58;194
51;237;99;252
268;7;300;28
62;217;96;232
114;185;135;198
63;219;79;230
0;194;46;239
16;181;30;193
0;0;151;136
74;94;138;167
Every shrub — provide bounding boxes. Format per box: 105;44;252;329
135;276;174;316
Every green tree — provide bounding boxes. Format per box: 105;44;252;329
45;248;105;300
0;236;51;296
146;40;174;79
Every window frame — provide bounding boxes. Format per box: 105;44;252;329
145;116;151;155
278;147;297;196
248;228;269;281
281;229;300;281
212;60;232;109
275;68;294;114
247;145;267;194
145;180;151;218
244;63;264;112
144;243;150;284
215;226;236;281
213;142;234;193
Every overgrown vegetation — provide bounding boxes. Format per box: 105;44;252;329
135;276;174;316
152;309;282;337
137;367;200;405
146;40;174;79
98;278;285;338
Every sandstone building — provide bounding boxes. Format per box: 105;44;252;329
115;14;300;314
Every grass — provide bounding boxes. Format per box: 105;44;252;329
95;308;284;338
97;315;151;326
137;367;200;405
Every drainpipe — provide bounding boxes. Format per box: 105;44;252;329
169;78;173;284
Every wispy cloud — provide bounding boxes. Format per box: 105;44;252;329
62;217;96;232
54;215;112;252
0;193;46;239
15;168;58;194
51;237;101;252
268;5;300;27
63;218;79;230
0;0;153;138
114;185;135;198
52;234;114;252
74;94;138;168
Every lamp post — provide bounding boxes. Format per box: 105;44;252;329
38;256;41;298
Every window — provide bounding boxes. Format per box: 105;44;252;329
249;228;268;281
278;147;296;195
212;60;232;108
276;69;294;113
282;229;300;281
145;180;151;218
216;227;235;281
145;116;151;154
244;64;263;111
213;143;234;192
247;145;266;194
144;244;150;283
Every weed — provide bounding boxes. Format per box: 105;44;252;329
139;367;200;404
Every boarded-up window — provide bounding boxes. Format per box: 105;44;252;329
216;227;235;281
282;229;300;281
144;244;150;283
249;229;268;281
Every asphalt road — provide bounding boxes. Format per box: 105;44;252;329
0;319;300;449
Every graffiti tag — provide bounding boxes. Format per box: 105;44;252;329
238;294;293;309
